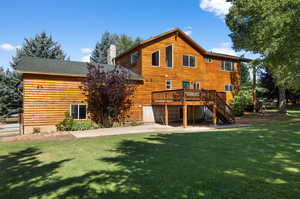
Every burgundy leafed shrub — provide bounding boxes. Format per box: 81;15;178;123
82;63;136;128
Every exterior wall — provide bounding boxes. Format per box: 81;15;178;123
22;74;87;134
116;33;241;122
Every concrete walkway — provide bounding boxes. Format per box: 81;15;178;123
0;123;20;137
71;123;250;138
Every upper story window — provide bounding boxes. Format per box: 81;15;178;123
183;55;196;67
131;52;139;64
182;81;190;89
221;60;235;72
71;104;87;120
165;45;173;68
205;57;213;63
166;80;172;90
225;84;234;92
193;82;200;89
152;51;160;66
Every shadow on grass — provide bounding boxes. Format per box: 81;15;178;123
1;123;300;199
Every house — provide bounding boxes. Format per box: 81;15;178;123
16;28;250;134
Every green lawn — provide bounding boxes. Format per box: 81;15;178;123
0;110;300;199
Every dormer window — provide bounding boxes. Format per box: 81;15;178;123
205;57;213;63
221;61;235;71
131;52;139;64
152;51;160;66
183;55;196;67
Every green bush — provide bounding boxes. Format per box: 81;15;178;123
231;90;252;116
56;112;99;131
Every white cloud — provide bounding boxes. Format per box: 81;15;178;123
0;43;21;51
211;42;237;56
80;48;93;54
81;55;91;62
184;26;193;36
200;0;232;17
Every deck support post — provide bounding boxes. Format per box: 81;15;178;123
212;104;217;125
183;104;188;128
164;104;168;126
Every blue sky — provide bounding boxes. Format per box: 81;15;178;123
0;0;252;69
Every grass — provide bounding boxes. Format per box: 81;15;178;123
0;110;300;199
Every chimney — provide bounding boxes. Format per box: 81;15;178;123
107;44;117;65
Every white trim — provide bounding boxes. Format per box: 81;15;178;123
182;54;197;68
151;50;160;67
221;60;235;72
165;44;174;68
224;84;234;92
165;80;172;90
70;104;88;120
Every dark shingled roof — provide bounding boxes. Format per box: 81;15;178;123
15;56;143;80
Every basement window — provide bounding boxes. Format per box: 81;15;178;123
152;51;160;66
71;104;87;120
166;80;172;90
225;84;233;92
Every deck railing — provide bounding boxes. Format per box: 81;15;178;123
152;89;226;104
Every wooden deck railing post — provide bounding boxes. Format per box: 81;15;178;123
183;104;188;128
212;104;217;125
164;104;169;126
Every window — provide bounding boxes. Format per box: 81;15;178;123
225;84;233;92
71;104;87;120
221;61;235;71
183;55;196;67
166;80;172;90
205;57;213;63
182;81;190;89
193;82;200;89
165;45;173;68
152;51;160;66
131;52;139;64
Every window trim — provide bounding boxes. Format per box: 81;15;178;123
182;54;197;68
166;80;172;90
182;81;191;89
70;104;87;120
130;51;139;64
221;60;235;72
151;50;160;67
224;84;234;92
193;81;201;90
165;44;174;68
205;57;213;63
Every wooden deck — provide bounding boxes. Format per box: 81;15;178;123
151;89;232;127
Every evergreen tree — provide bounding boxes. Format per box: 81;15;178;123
90;32;116;64
11;32;67;68
90;32;142;64
0;67;22;117
240;62;251;88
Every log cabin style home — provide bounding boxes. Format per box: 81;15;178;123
16;28;250;134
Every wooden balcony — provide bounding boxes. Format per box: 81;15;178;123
152;89;226;105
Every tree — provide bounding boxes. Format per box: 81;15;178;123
240;62;251;88
11;32;67;68
90;32;116;64
226;0;300;113
90;32;142;64
82;63;136;127
0;67;22;117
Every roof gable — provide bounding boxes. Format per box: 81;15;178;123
116;28;250;62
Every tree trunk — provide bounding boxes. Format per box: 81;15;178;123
252;65;257;112
278;87;287;114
